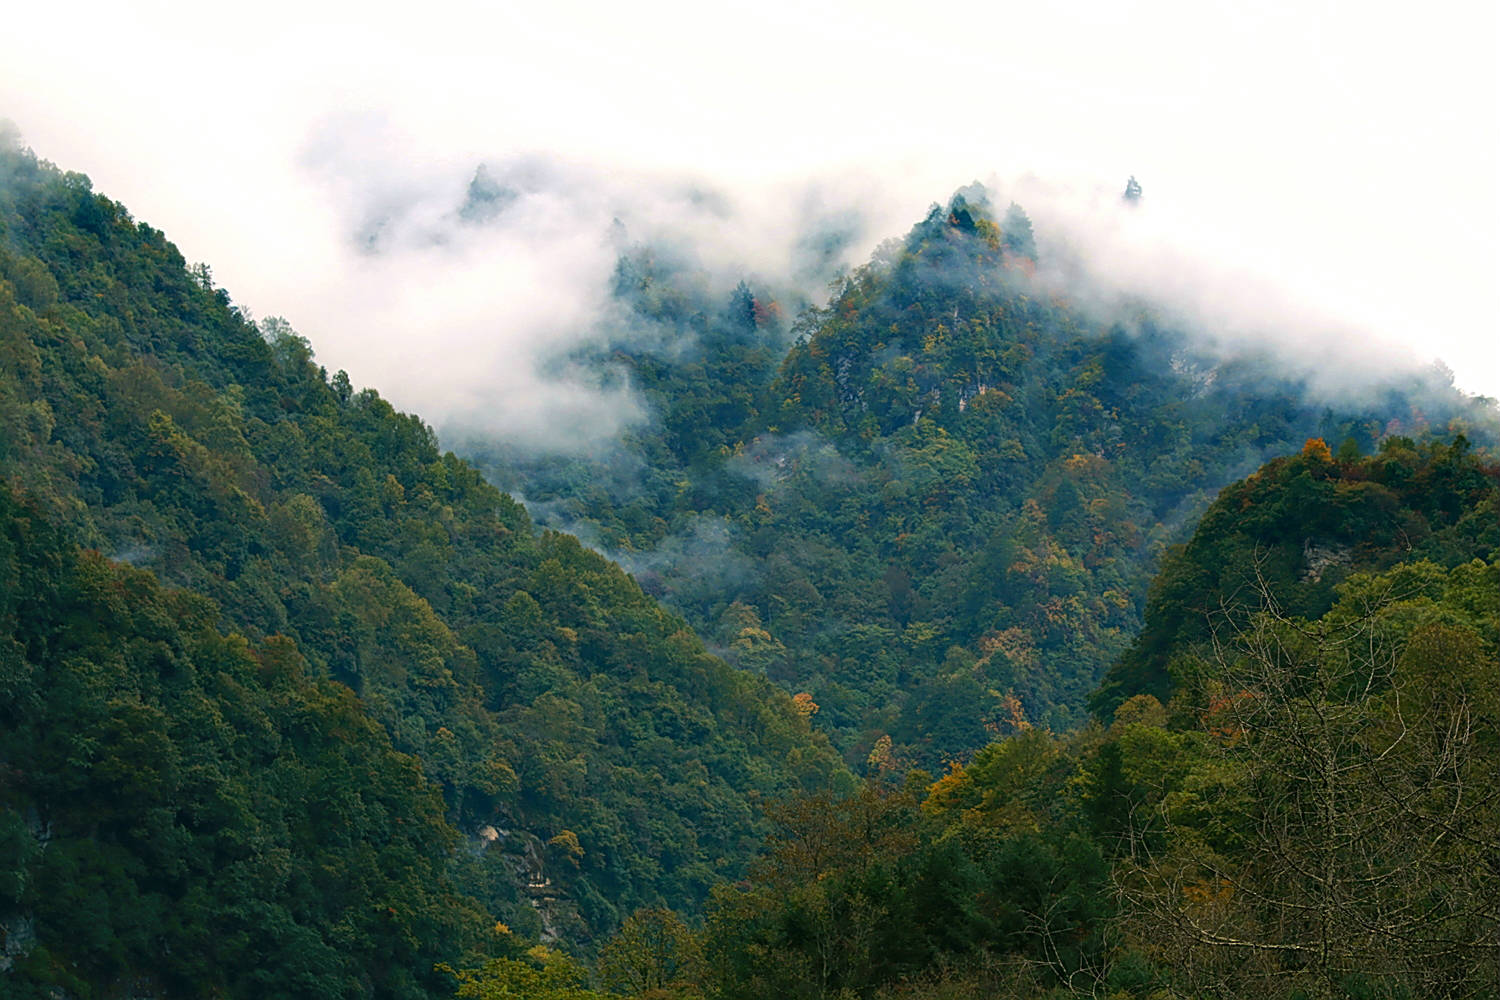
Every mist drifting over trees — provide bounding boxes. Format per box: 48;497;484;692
1;3;1497;995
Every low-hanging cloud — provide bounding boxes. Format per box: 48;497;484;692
727;431;861;493
6;1;1492;453
289;121;1495;463
289;112;913;455
998;173;1492;404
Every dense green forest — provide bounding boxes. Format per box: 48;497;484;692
0;488;489;997
475;188;1497;766
2;131;1496;999
0;134;849;993
448;441;1499;1000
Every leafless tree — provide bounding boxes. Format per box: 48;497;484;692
1116;564;1499;998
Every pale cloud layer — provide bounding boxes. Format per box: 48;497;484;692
3;0;1495;449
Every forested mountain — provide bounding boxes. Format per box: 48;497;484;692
475;188;1498;766
550;440;1495;1000
1;489;488;997
0;135;850;993
1093;433;1500;715
3;130;1496;1000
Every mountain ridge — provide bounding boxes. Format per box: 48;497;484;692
3;133;1497;997
0;133;851;990
474;187;1499;764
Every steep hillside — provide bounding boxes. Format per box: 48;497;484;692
5;132;1495;996
0;489;488;997
1092;433;1500;715
0;134;850;966
645;442;1498;1000
477;190;1498;765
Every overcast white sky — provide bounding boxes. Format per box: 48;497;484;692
3;0;1496;442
